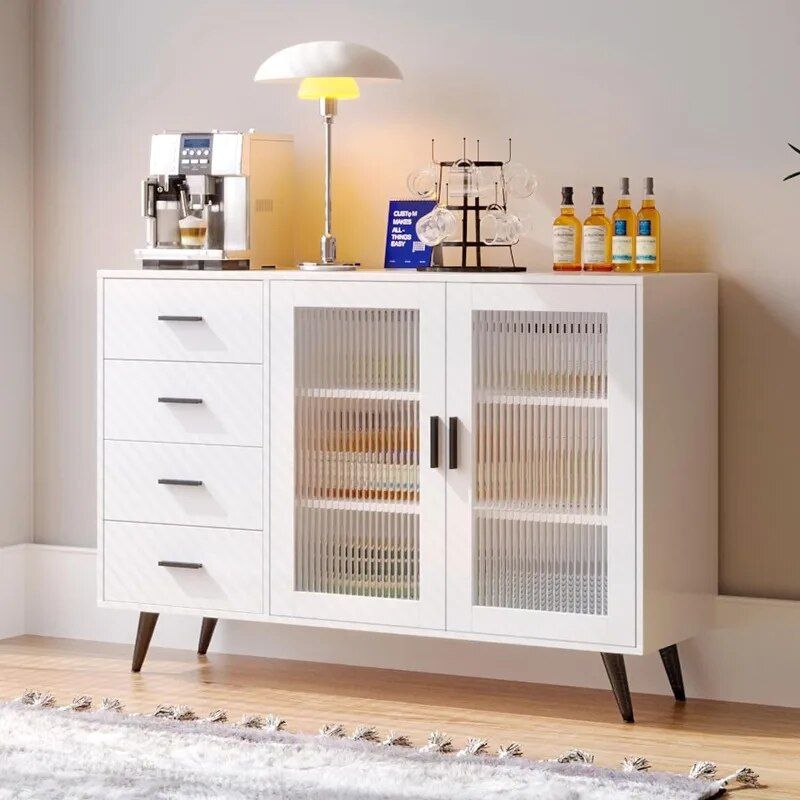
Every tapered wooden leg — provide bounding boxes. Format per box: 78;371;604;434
131;612;159;673
197;617;218;656
659;644;686;701
601;652;634;723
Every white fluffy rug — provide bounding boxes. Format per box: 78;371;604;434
0;698;752;800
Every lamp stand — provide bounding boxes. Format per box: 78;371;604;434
299;97;356;271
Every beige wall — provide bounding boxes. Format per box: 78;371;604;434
32;0;800;599
0;0;33;547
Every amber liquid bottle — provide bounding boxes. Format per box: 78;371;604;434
552;186;582;271
636;177;661;272
612;177;636;272
583;186;612;271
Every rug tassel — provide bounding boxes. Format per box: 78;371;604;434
351;725;380;742
382;731;412;747
265;714;286;733
716;766;761;789
555;748;595;765
497;742;524;759
319;723;346;738
60;695;92;712
458;737;488;757
152;704;176;718
204;709;228;724
420;731;453;754
172;705;198;722
621;756;651;773
17;690;56;708
99;697;124;713
688;761;717;780
237;714;266;729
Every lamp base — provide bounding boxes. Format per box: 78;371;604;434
298;261;357;271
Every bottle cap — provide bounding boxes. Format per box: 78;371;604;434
620;177;630;195
644;177;654;195
591;186;604;205
561;186;574;205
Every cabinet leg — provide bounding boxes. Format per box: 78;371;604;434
197;617;218;656
131;612;159;673
659;644;686;701
600;652;634;723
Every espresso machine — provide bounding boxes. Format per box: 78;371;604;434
136;131;294;269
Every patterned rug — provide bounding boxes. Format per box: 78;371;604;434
0;692;760;799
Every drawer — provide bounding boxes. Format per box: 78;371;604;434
104;441;262;530
104;278;263;363
104;522;262;613
104;360;262;446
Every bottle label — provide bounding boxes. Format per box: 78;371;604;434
583;226;607;264
612;235;633;264
552;226;576;264
636;236;657;263
638;219;652;236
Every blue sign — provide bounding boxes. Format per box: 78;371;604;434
384;200;437;268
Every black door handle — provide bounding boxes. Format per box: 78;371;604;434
157;478;203;487
157;315;203;322
449;417;458;470
158;397;204;404
158;560;203;570
430;416;439;468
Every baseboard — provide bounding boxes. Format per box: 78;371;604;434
0;544;27;639
5;543;800;708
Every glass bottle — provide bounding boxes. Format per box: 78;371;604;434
583;186;612;271
636;177;661;272
552;186;582;271
612;177;636;272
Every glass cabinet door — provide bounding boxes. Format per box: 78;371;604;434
270;281;446;629
445;282;637;647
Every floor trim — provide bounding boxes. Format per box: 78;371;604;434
3;543;799;708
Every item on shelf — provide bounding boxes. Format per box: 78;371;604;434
254;41;402;270
415;205;458;246
636;177;661;272
135;131;294;270
582;186;612;272
406;165;438;198
384;200;438;268
552;186;582;271
411;138;535;271
611;177;636;272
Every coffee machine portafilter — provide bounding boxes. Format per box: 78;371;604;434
135;131;294;270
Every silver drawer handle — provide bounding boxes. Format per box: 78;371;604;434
158;397;203;404
157;315;203;322
157;478;203;487
158;560;203;570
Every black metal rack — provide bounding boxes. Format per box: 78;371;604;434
419;138;525;273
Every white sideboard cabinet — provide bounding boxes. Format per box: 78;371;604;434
98;270;717;722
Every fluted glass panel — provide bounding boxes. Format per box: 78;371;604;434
294;307;420;600
472;310;608;615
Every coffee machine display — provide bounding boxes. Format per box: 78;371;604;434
136;131;294;270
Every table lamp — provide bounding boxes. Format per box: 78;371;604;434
255;41;403;270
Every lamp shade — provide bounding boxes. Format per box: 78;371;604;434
254;41;402;83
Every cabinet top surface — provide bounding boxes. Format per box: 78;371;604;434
99;268;716;285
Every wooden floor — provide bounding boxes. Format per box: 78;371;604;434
0;636;797;798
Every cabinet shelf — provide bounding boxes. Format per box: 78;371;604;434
474;503;607;526
475;391;607;408
297;497;419;515
297;387;420;401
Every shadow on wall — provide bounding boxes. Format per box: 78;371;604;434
719;276;800;600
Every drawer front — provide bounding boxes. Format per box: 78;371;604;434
104;441;262;530
104;360;262;446
104;279;262;363
104;522;262;613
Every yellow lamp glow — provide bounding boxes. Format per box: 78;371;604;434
297;77;360;100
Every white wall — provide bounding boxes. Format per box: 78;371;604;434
32;0;800;600
0;0;33;548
